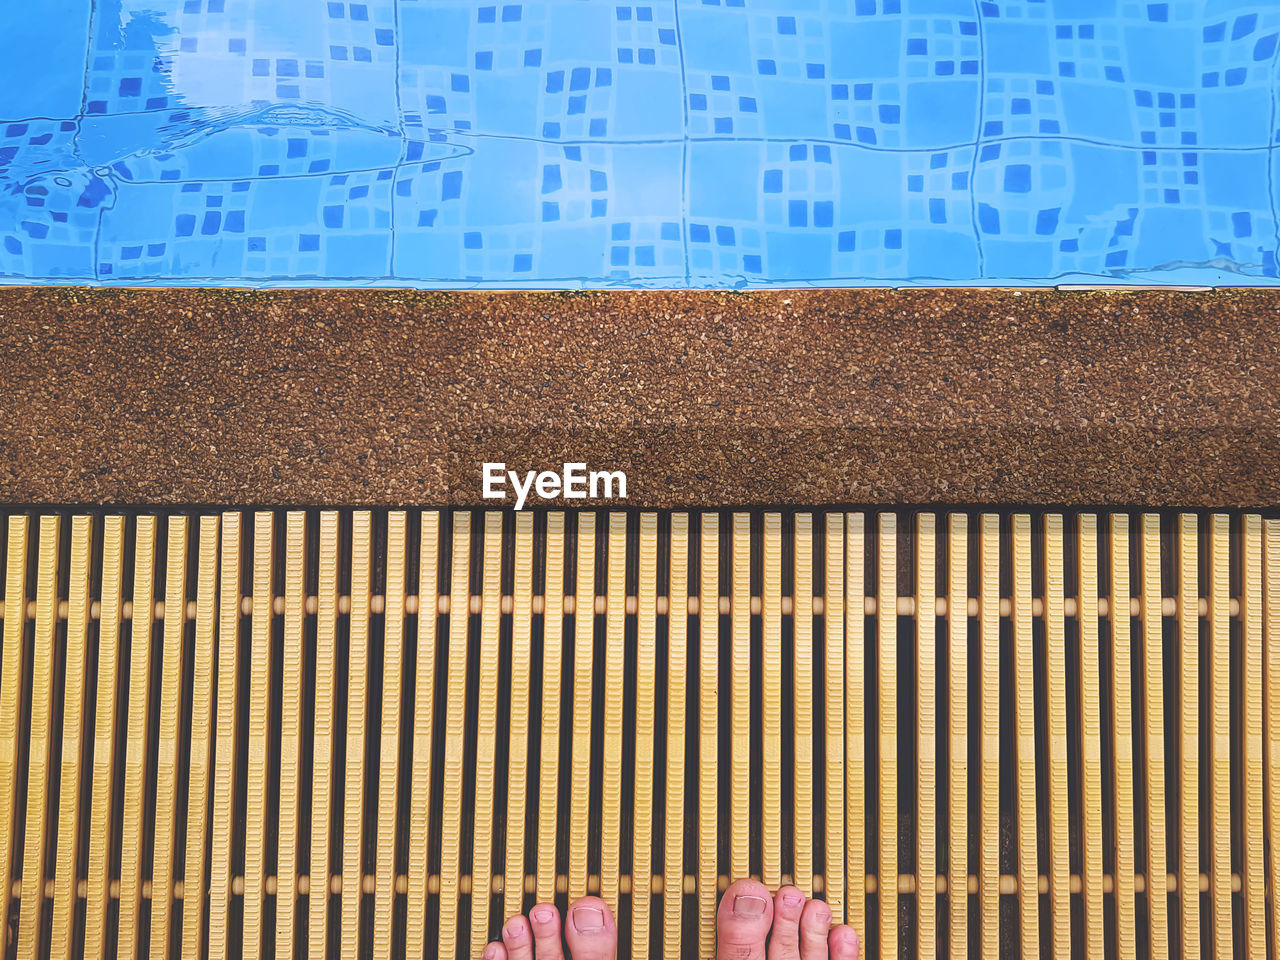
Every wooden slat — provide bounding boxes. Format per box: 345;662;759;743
916;513;937;960
344;511;373;952
1264;518;1280;960
1076;515;1105;959
845;512;866;940
276;512;306;960
1140;515;1169;960
181;516;220;960
793;514;814;896
117;516;156;960
535;513;564;904
150;516;190;960
1042;515;1070;959
731;512;751;880
50;515;93;958
406;511;439;956
438;511;471;958
567;513;595;902
664;513;689;956
1010;514;1038;958
601;512;627;914
504;513;534;922
978;513;1000;960
0;515;28;959
16;515;59;958
916;519;936;960
633;513;658;956
1177;514;1200;960
762;513;783;887
823;513;846;924
208;514;243;960
1240;515;1266;958
470;512;503;953
374;511;408;960
1208;514;1231;960
309;512;340;957
878;512;898;960
946;513;968;960
1110;514;1137;960
83;516;124;960
698;513;719;959
243;512;273;960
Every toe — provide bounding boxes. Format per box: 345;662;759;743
767;886;806;960
798;899;832;960
481;941;508;960
563;896;617;960
528;903;565;960
717;878;774;960
827;925;860;960
502;915;535;960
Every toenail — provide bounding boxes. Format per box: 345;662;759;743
733;895;768;918
572;907;605;933
506;922;526;940
782;894;803;908
482;947;499;959
532;908;554;924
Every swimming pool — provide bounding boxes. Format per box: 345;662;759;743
1;0;1277;287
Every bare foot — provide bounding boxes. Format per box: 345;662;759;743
715;879;858;960
483;896;617;960
761;883;859;960
486;879;859;960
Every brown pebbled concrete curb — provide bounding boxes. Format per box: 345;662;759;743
0;287;1277;508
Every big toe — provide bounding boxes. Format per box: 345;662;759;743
717;879;774;960
563;896;617;960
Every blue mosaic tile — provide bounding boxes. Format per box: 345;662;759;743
0;3;93;120
1;0;1278;285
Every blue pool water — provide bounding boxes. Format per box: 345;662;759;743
1;0;1278;288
